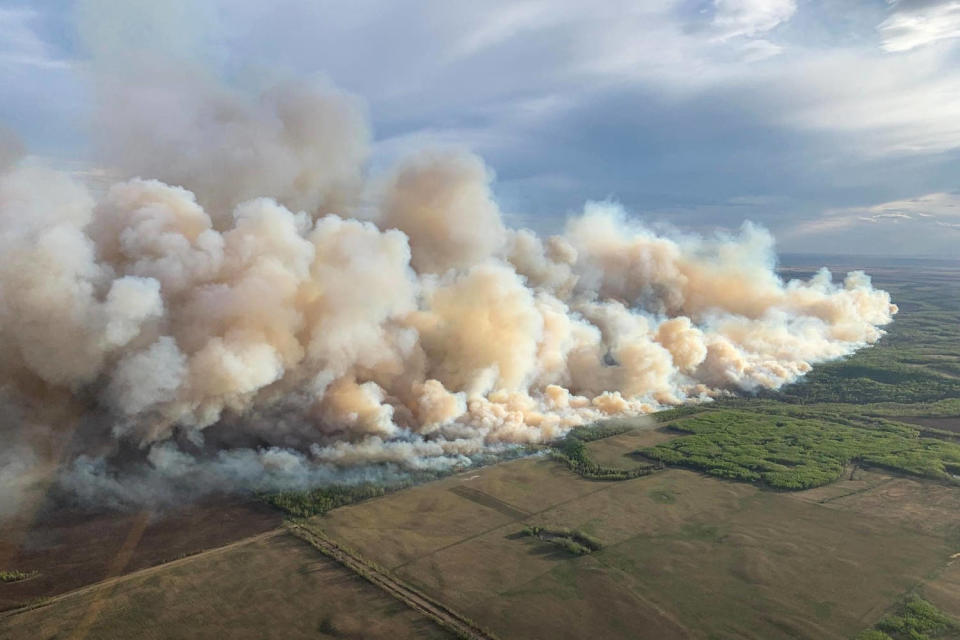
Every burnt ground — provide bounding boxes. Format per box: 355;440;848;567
899;416;960;435
0;498;282;611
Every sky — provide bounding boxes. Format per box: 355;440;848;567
1;0;959;257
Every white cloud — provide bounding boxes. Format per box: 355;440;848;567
449;2;554;59
780;192;960;256
879;0;960;52
776;47;960;155
837;191;960;219
791;192;960;236
713;0;797;40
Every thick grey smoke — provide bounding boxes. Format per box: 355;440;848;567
0;58;896;517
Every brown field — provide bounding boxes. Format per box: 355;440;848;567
816;474;960;540
313;450;959;640
4;424;960;640
900;415;960;435
584;425;677;468
0;499;282;612
0;531;453;640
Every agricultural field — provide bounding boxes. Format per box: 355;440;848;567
309;449;957;639
0;531;453;640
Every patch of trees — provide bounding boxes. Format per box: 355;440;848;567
519;525;603;556
653;405;708;423
771;366;960;405
563;423;635;442
855;596;959;640
642;409;960;490
261;484;392;518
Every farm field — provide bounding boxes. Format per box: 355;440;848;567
0;530;453;640
0;500;281;612
310;444;958;640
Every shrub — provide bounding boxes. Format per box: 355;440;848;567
858;596;958;640
0;570;37;583
517;525;603;555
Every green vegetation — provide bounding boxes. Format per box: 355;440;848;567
772;276;960;406
261;483;393;518
518;525;603;556
652;405;709;423
770;360;960;405
551;427;658;481
643;409;960;489
855;596;960;640
562;423;635;442
0;571;36;583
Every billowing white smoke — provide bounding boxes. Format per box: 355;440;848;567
0;77;896;516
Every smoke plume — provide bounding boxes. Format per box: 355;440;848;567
0;64;896;517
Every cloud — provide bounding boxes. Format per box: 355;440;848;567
774;47;960;155
782;191;960;256
713;0;797;40
880;0;960;51
448;2;555;59
825;191;960;224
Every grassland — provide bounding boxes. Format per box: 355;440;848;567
551;425;659;481
310;457;953;639
0;531;454;640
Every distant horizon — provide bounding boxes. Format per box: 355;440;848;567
778;252;960;267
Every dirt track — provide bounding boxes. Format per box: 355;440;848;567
288;522;498;640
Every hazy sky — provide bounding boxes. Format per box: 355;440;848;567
2;0;959;257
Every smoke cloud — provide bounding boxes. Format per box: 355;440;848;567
0;60;896;517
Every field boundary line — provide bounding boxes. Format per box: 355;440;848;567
391;478;619;571
288;522;499;640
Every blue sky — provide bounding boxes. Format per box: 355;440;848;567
2;0;960;256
